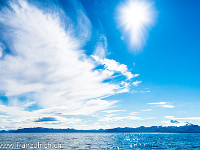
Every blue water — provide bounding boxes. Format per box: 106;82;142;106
0;133;200;149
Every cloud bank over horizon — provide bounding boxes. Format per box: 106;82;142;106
0;0;139;130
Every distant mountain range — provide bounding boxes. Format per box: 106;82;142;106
1;123;200;133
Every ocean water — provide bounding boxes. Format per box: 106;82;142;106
0;133;200;149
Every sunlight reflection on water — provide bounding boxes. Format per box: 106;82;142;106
0;133;200;149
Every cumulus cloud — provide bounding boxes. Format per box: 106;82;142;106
92;55;134;80
0;0;137;129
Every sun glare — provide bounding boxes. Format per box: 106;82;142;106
117;0;156;52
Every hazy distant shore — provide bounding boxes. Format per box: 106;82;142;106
1;123;200;133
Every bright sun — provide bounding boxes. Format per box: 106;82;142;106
118;0;156;51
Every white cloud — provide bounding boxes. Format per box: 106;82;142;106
130;112;139;115
165;116;200;120
132;80;142;86
76;10;92;45
162;105;174;108
162;116;194;127
99;115;142;122
176;117;200;120
92;55;134;80
164;116;174;119
162;116;200;127
148;102;174;108
141;109;152;112
0;42;5;58
148;102;167;105
103;109;125;113
162;120;189;127
133;74;140;78
0;104;81;129
93;35;107;59
0;0;137;129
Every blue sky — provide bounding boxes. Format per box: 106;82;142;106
0;0;200;130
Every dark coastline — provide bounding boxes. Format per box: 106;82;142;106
1;123;200;133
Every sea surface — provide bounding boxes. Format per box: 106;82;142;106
0;133;200;149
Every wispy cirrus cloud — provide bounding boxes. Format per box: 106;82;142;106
132;80;142;86
0;42;5;58
99;116;142;122
93;35;108;59
103;109;125;113
0;0;138;129
148;102;175;108
148;102;167;105
141;109;152;112
161;105;175;108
